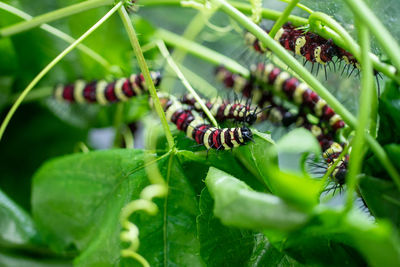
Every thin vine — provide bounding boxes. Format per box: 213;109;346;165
118;6;175;150
345;19;373;210
156;40;219;127
269;0;300;38
0;0;114;37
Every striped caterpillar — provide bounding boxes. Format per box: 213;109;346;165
244;22;367;77
180;93;260;125
251;62;345;133
215;66;298;126
53;71;162;104
157;93;253;150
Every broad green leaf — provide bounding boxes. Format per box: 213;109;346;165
235;131;322;209
359;175;400;228
32;149;203;266
205;167;308;230
0;189;41;248
197;187;304;266
0;250;71;267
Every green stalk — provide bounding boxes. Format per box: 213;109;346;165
140;0;308;26
157;28;249;77
308;12;399;84
346;21;373;210
213;0;400;189
0;0;113;37
0;2;123;143
343;0;400;74
279;0;313;14
162;11;211;92
156;40;219;127
0;2;113;72
118;6;175;150
269;0;300;37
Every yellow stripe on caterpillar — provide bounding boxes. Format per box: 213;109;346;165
96;80;108;105
73;80;86;104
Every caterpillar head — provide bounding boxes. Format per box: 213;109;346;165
245;113;258;125
240;127;253;143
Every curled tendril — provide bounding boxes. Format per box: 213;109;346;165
250;0;262;24
120;184;167;267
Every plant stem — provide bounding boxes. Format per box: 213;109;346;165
118;6;175;150
156;28;249;77
346;21;373;210
0;0;113;37
308;12;399;84
156;40;219;127
140;0;308;26
213;0;400;188
0;2;123;143
343;0;400;74
269;0;300;37
0;2;114;72
279;0;313;14
162;11;211;93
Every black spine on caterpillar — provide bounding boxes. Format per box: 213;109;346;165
181;93;259;125
157;93;253;150
251;63;346;132
54;71;162;104
215;66;297;127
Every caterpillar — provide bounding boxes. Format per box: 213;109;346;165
157;93;253;150
251;62;345;133
54;71;162;104
298;115;348;187
215;66;298;127
180;93;260;125
244;22;371;78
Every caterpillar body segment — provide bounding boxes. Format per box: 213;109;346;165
181;93;259;125
250;63;345;132
54;71;162;104
157;93;253;150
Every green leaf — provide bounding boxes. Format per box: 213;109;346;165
235;130;322;209
378;80;400;145
197;187;304;266
32;149;203;266
205;167;308;230
0;189;41;249
0;250;71;267
359;175;400;228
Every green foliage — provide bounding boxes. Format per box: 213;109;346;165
1;0;400;266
